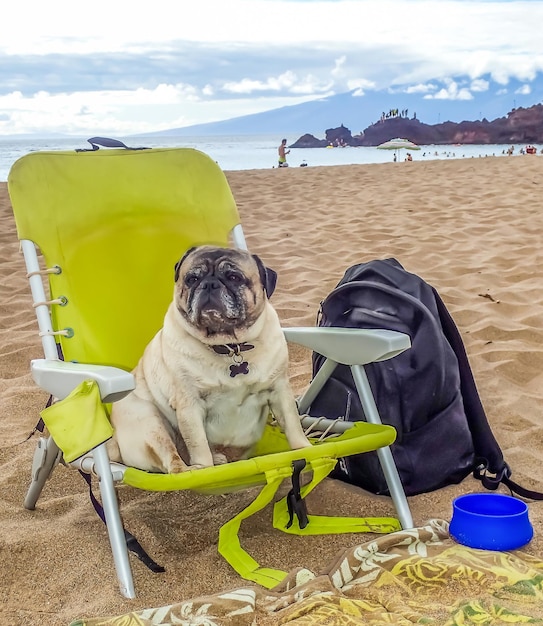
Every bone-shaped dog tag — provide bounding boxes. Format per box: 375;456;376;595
229;361;249;377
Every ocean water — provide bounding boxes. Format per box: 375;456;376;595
0;133;536;182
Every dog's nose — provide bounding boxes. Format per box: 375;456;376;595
202;278;221;290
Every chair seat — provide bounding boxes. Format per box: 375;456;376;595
121;422;396;494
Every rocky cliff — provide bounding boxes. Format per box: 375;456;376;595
290;104;543;148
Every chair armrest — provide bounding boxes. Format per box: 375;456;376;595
283;327;410;365
31;359;135;403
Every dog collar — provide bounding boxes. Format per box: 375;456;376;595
211;342;254;377
211;342;254;356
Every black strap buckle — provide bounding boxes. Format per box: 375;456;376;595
473;459;511;491
286;459;309;530
474;458;543;501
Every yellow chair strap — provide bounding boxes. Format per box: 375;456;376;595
273;457;401;536
218;457;400;589
218;465;292;588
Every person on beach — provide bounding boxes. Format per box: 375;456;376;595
278;139;290;167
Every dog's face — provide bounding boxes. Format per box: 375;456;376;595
174;246;277;341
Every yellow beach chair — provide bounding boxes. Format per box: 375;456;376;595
8;140;413;598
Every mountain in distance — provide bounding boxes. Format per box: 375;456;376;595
140;74;543;138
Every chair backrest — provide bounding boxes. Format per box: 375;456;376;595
8;146;241;370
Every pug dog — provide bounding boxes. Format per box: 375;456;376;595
108;245;311;473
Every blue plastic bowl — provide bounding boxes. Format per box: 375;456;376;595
449;493;533;551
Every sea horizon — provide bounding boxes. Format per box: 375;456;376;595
0;133;539;182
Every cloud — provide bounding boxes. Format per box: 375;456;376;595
515;84;532;94
423;80;474;101
0;86;202;135
222;71;298;93
331;56;347;77
403;83;438;94
470;79;490;93
221;69;335;96
347;78;377;95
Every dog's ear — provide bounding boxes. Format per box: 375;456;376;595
174;246;198;282
253;254;277;299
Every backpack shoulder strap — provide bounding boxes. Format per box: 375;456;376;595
473;463;543;500
432;286;543;500
431;286;504;470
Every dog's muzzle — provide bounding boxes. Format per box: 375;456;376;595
191;278;242;329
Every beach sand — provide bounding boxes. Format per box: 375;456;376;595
1;155;543;625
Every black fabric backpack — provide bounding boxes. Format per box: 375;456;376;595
308;258;543;499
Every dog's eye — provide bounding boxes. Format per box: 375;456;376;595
185;275;199;286
226;272;243;283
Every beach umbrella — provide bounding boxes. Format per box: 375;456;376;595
377;138;421;161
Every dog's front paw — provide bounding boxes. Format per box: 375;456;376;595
212;451;229;465
186;463;212;471
188;449;215;469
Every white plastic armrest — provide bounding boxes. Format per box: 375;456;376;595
31;359;135;403
283;327;411;365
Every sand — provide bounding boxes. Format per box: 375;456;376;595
1;155;543;625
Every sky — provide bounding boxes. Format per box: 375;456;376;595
1;0;543;136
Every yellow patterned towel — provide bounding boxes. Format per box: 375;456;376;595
70;520;543;625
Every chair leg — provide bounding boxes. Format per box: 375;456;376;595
374;446;414;529
24;436;62;510
92;443;136;599
350;365;414;530
298;358;414;529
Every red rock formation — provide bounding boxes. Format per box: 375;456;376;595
290;105;543;147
